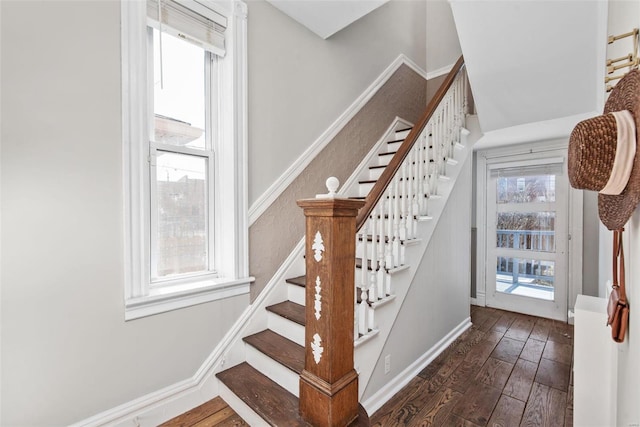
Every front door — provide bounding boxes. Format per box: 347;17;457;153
485;157;568;320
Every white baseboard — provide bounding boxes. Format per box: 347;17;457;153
474;292;486;307
248;54;436;225
426;63;455;81
71;239;306;427
361;317;472;416
68;377;201;427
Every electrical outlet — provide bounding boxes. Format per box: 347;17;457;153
384;354;391;374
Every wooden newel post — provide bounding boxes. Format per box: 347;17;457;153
297;178;365;427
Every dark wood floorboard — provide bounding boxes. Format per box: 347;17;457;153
166;306;573;427
370;306;574;427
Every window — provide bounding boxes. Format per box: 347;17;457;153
122;0;251;320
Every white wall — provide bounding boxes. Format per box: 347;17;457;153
426;0;461;73
582;191;599;297
0;2;249;425
363;151;472;400
247;0;427;204
607;1;640;423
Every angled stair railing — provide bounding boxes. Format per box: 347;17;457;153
293;56;469;425
215;57;470;427
355;56;467;228
354;56;468;340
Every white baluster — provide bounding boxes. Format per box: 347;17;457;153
360;227;368;295
367;305;376;333
376;203;386;298
368;215;378;302
385;187;394;269
417;132;426;216
409;147;418;238
407;151;414;239
392;175;401;267
358;287;368;336
400;160;408;242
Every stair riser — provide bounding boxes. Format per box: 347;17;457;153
359;182;374;197
267;312;305;346
245;345;300;398
369;167;384;181
386;140;403;152
377;155;392;167
287;283;305;306
394;129;411;140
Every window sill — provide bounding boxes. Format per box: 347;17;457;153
125;276;254;320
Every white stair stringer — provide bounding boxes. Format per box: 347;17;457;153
355;117;481;411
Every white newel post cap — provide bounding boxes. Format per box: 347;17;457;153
316;176;340;199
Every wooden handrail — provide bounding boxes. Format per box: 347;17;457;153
356;55;466;229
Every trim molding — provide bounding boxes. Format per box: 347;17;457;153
248;54;433;225
426;63;454;81
361;317;472;416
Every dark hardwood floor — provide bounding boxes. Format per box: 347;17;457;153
370;305;573;427
162;305;573;426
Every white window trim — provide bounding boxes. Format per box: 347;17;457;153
122;0;252;320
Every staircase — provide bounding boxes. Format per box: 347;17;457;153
214;57;474;426
214;125;416;427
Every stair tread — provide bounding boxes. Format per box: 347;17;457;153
266;301;306;326
285;275;306;287
359;179;377;184
217;362;309;427
378;151;396;157
244;329;305;374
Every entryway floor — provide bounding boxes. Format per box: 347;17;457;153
370;305;573;426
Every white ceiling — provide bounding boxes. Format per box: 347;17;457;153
263;0;609;149
265;0;389;39
449;0;608;148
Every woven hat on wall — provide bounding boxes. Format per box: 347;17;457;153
568;69;640;231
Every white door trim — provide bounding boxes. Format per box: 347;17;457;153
475;140;583;321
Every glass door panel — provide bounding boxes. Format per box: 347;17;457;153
486;164;568;320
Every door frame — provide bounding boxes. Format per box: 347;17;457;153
474;141;583;322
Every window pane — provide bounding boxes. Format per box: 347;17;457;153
497;175;556;204
496;257;555;301
496;212;555;252
155;152;208;279
152;29;206;149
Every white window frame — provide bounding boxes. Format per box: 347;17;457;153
122;0;251;320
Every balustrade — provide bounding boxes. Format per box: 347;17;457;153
353;60;468;343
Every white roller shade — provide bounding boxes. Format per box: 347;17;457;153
490;157;564;178
148;0;227;56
